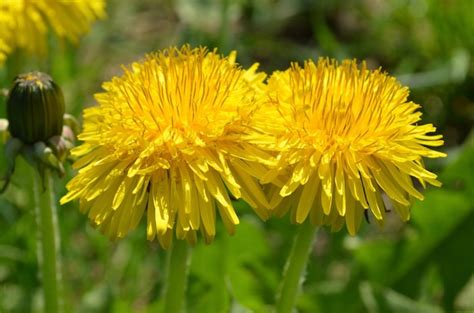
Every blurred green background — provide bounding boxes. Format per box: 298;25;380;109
0;0;473;312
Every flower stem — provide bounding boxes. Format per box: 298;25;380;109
164;239;190;313
33;168;62;313
276;221;317;313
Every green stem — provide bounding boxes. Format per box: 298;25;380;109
276;221;317;313
164;239;190;313
33;169;62;313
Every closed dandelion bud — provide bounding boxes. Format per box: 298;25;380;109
1;72;72;192
6;72;65;144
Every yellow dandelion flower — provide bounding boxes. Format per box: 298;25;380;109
0;0;105;65
262;59;446;235
60;46;272;248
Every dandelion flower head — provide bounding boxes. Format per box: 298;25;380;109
61;46;271;248
0;0;105;65
262;59;446;234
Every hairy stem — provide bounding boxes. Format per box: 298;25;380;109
276;221;317;313
34;169;62;313
164;239;191;313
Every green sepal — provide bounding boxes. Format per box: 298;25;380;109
33;142;65;177
0;137;24;193
63;114;80;139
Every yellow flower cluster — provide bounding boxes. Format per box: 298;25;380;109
61;46;271;248
259;60;445;235
0;0;105;65
61;46;446;248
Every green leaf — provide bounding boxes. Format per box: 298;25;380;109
228;217;276;312
188;215;276;313
353;141;474;311
363;283;444;313
188;226;231;313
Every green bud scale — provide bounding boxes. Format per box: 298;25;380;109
6;72;65;144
